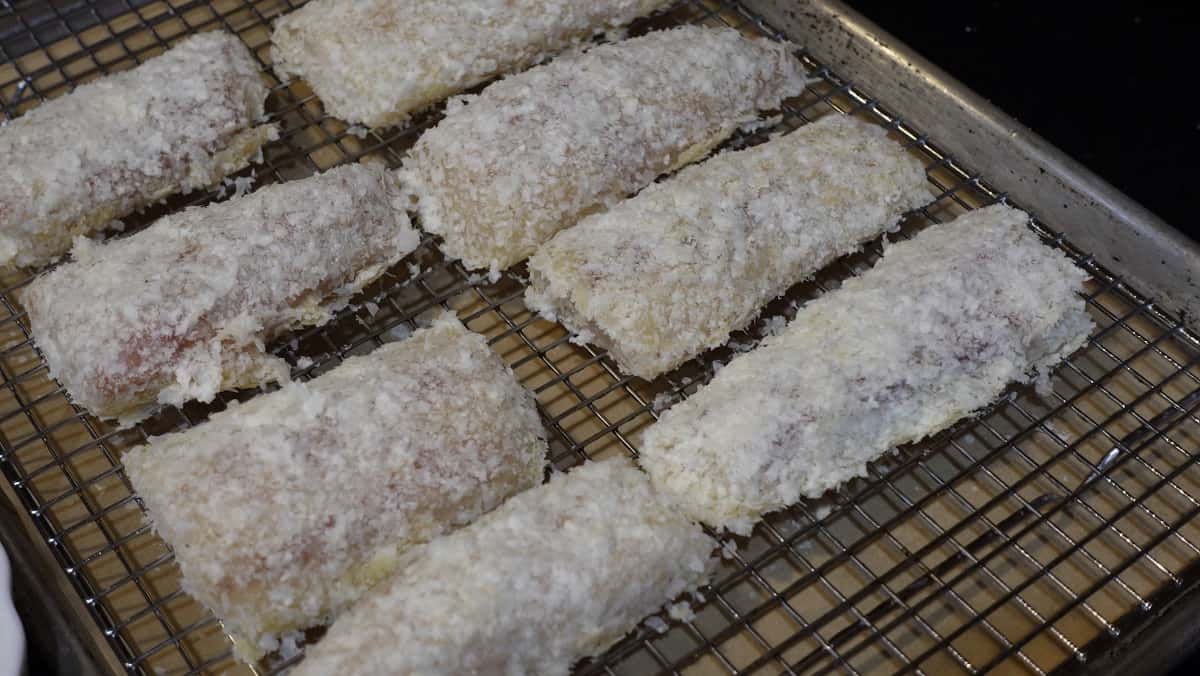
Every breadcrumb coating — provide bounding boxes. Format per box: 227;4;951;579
527;115;932;379
271;0;670;128
123;315;548;660
22;163;417;424
640;205;1095;534
293;458;716;676
400;26;808;273
0;31;275;269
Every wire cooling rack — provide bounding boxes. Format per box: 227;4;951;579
3;0;1200;674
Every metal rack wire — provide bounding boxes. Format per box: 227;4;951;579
2;0;1200;674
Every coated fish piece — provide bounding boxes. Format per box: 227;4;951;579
526;114;933;379
293;458;717;676
271;0;671;128
400;26;808;273
0;31;275;269
23;163;417;424
123;315;548;660
639;204;1095;534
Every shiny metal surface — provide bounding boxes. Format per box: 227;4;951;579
1;1;1199;674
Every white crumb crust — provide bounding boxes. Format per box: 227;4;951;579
639;204;1096;534
399;26;808;273
22;163;418;423
0;31;274;269
292;458;717;676
526;114;933;379
122;315;548;661
271;0;670;128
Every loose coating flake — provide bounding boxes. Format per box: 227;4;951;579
0;31;274;269
527;114;932;379
639;205;1095;534
293;458;717;676
22;163;418;423
123;316;548;660
400;26;808;273
271;0;670;128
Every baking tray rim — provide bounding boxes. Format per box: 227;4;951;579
753;0;1200;328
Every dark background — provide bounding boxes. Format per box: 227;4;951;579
849;0;1198;240
847;2;1199;672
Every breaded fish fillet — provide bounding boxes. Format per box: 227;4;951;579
640;204;1094;534
271;0;671;128
527;114;932;379
400;26;807;273
293;458;716;676
123;315;547;659
0;31;274;269
23;163;417;423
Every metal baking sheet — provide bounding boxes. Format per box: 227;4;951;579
1;0;1199;674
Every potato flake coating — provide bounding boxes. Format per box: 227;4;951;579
293;458;716;676
527;115;933;379
23;163;417;423
123;315;548;660
640;205;1095;534
271;0;670;128
400;26;808;273
0;31;275;269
